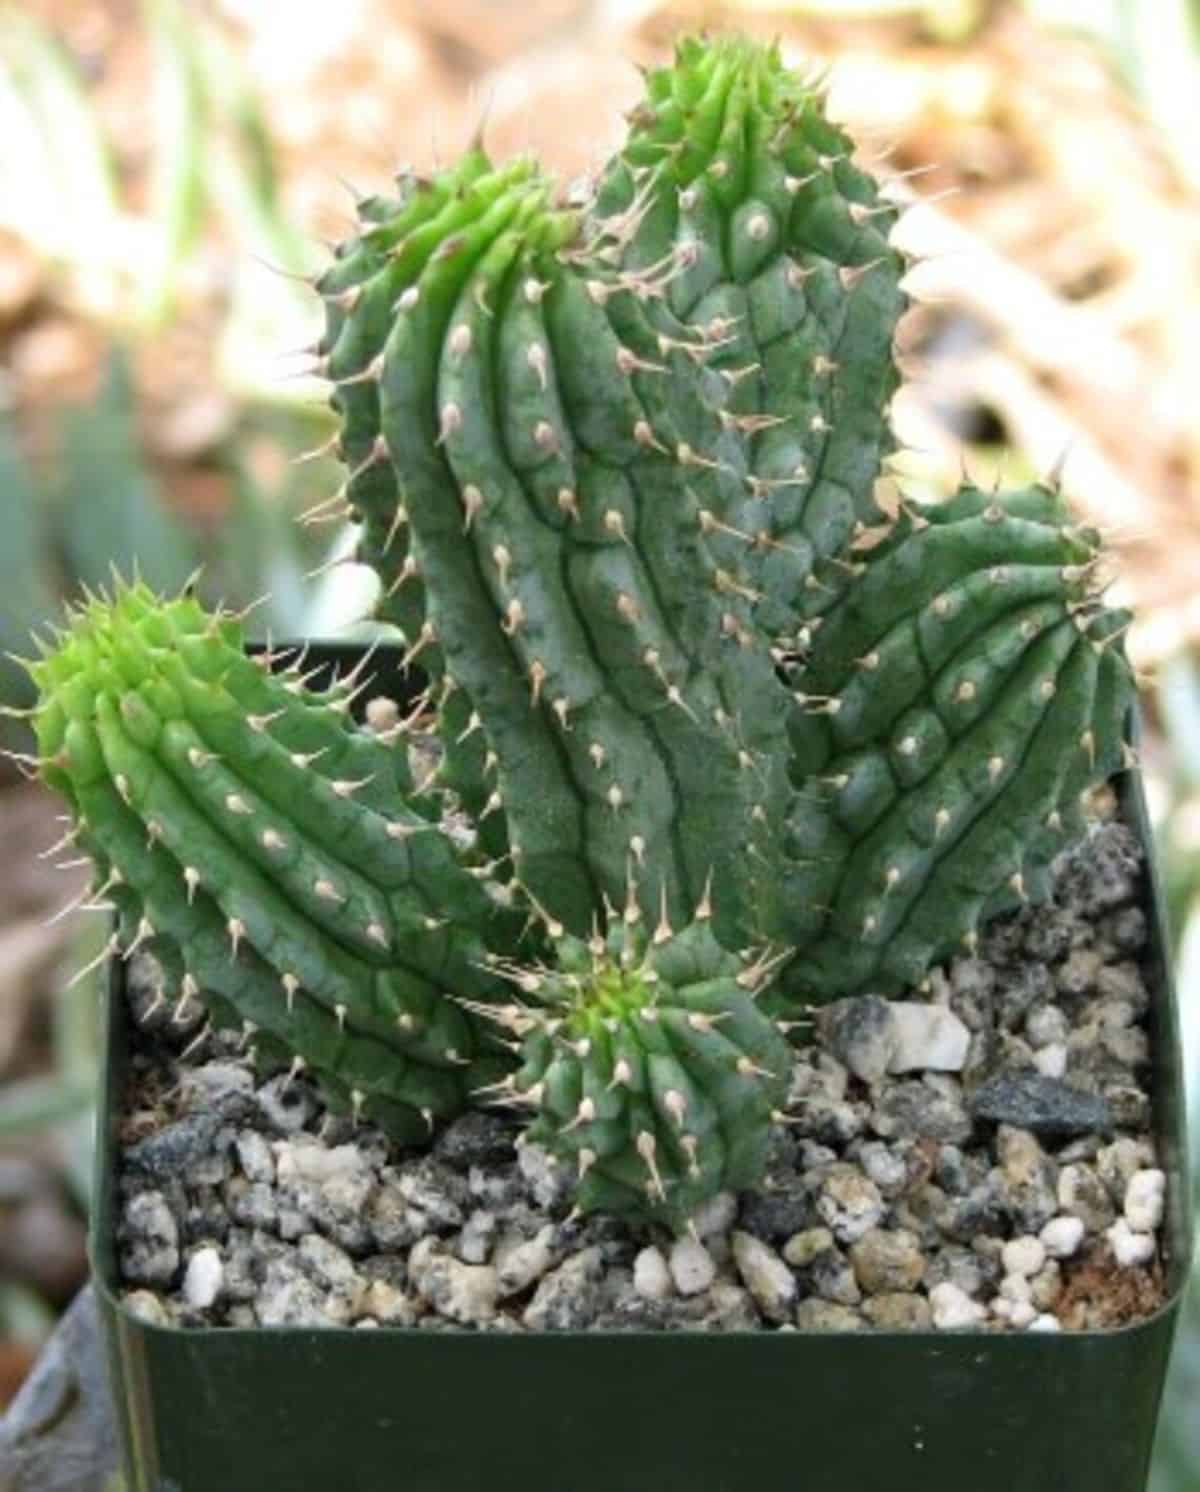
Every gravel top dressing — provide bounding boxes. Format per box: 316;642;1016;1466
113;795;1167;1336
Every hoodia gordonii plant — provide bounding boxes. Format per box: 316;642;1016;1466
17;35;1134;1229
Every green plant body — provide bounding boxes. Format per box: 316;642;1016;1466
20;35;1134;1227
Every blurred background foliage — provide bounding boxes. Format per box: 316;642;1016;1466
0;0;1197;1477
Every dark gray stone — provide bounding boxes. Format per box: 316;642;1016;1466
432;1112;517;1171
969;1071;1113;1138
124;1111;224;1181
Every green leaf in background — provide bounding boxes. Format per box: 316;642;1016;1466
53;348;199;597
0;421;59;724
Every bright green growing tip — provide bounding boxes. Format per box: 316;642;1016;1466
500;915;791;1225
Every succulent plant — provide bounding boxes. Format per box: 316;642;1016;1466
16;35;1133;1227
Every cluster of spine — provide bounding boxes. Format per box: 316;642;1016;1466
21;36;1136;1227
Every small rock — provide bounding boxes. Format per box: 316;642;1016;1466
433;1112;516;1171
816;1164;885;1244
691;1191;738;1238
274;1141;366;1186
1040;1215;1086;1259
457;1209;498;1265
1008;1300;1037;1329
1058;1165;1116;1233
1104;1084;1151;1130
1101;1025;1149;1068
1095;960;1149;1011
119;1191;180;1287
182;1246;223;1310
522;1247;604;1330
872;1079;973;1145
817;996;897;1084
221;1232;259;1303
396;1161;467;1231
517;1141;572;1212
699;1282;760;1332
993;964;1053;1031
999;1274;1034;1305
408;1237;498;1325
496;1225;558;1297
887;1004;971;1074
235;1130;275;1184
805;1244;862;1307
1056;949;1103;998
179;1061;253;1110
1106;1218;1156;1268
861;1293;931;1329
925;1246;996;1299
633;1246;673;1301
949;957;996;1029
1096;1138;1156;1201
782;1228;834;1269
669;1236;717;1296
1025;1005;1069;1050
356;1280;419;1326
848;1229;926;1295
1032;1044;1068;1080
226;1179;277;1231
1027;1313;1062;1333
258;1257;348;1327
305;1169;375;1254
731;1232;795;1322
1030;1261;1063;1311
936;1144;974;1196
795;1300;864;1331
1001;1236;1046;1279
789;1094;867;1146
367;1180;422;1251
994;1125;1058;1230
297;1234;361;1297
929;1282;987;1330
1124;1169;1166;1233
969;1072;1112;1138
854;1141;910;1198
125;1113;224;1182
737;1188;816;1244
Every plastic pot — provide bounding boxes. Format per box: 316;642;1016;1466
90;644;1192;1492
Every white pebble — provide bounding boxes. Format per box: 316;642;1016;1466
182;1246;223;1310
1008;1300;1037;1328
999;1274;1033;1305
731;1232;796;1322
1027;1313;1062;1333
929;1282;987;1330
669;1236;716;1296
1124;1169;1166;1233
886;1003;971;1074
1001;1236;1046;1280
273;1141;365;1185
1106;1217;1156;1268
633;1246;673;1302
1039;1216;1086;1259
1032;1043;1068;1079
990;1296;1013;1321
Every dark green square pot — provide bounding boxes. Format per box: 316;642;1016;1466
90;644;1193;1492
